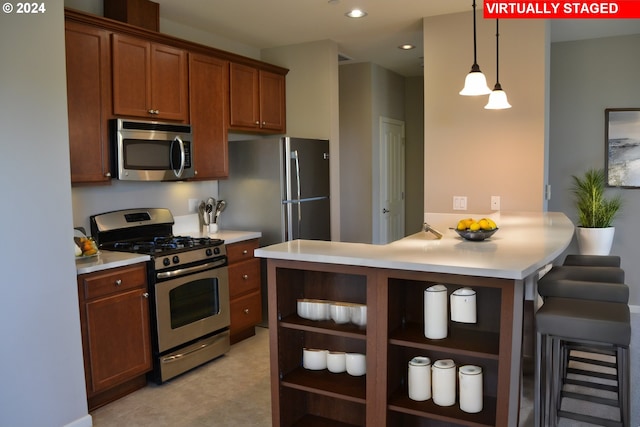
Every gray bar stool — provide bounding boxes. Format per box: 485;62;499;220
535;297;630;426
563;254;621;268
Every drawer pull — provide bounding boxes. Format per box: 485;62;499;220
142;292;149;299
242;249;248;255
244;308;249;314
242;274;249;280
115;279;122;286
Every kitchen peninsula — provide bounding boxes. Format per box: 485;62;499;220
255;212;574;427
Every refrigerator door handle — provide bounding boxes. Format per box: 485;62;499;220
291;150;302;238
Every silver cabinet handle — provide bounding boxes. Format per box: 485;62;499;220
147;109;159;115
115;279;122;286
104;172;111;177
242;274;249;280
142;292;149;298
242;249;248;255
244;308;249;314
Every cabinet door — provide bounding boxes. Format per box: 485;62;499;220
65;21;112;184
189;53;228;179
259;70;286;132
112;33;150;118
83;287;152;394
229;62;260;130
150;43;188;121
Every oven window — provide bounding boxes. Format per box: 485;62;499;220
169;278;220;329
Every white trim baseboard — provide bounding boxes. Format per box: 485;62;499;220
64;414;92;427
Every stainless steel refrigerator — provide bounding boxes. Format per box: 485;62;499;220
219;137;330;325
219;137;331;246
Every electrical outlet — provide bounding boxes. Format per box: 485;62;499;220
188;198;199;213
491;196;500;210
453;196;467;210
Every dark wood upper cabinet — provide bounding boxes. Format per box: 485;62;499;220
229;62;286;133
65;21;112;184
112;33;189;122
189;53;229;179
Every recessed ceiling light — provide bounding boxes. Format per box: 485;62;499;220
398;44;415;50
346;8;367;18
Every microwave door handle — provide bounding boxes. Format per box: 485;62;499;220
170;136;186;178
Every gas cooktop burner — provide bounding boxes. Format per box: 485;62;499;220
105;236;224;255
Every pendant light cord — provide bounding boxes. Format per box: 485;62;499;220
495;19;500;84
472;0;479;69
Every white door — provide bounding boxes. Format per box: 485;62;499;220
379;117;405;243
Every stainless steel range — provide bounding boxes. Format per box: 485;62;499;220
90;208;230;384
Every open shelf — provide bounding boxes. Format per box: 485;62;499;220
280;314;367;340
282;367;367;403
388;390;497;427
291;415;360;427
389;322;500;359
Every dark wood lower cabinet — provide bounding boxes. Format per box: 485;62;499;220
77;263;152;411
266;260;518;427
227;238;262;344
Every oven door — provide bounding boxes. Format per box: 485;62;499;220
154;265;230;354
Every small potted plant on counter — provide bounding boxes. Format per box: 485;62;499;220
572;168;623;255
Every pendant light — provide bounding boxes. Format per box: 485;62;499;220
459;0;491;96
485;19;512;109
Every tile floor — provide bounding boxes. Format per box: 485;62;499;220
91;322;637;426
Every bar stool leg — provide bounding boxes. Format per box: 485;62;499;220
534;330;544;427
551;336;562;427
619;346;630;427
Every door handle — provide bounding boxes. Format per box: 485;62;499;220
382;208;390;213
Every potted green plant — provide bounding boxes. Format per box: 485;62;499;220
571;168;623;255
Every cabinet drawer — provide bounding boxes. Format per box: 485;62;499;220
228;258;261;298
230;291;262;332
79;264;147;300
226;239;259;263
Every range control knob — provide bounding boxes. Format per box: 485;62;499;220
172;255;180;264
214;247;220;255
163;258;171;267
205;248;213;257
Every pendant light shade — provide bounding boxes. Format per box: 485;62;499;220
485;20;511;109
460;0;490;96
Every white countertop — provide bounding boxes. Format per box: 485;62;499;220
75;213;261;275
254;212;574;280
76;251;150;275
173;214;262;244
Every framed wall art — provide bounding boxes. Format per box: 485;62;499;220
605;108;640;187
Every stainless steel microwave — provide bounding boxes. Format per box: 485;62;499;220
111;118;194;181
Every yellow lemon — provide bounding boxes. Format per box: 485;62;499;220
457;220;467;231
486;218;497;229
478;219;490;230
469;222;481;231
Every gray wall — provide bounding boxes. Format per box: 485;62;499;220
0;4;90;427
339;63;420;244
548;34;640;307
405;76;425;234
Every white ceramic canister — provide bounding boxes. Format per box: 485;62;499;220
458;365;483;413
408;356;432;401
327;351;347;373
431;359;456;406
424;284;448;339
450;287;477;324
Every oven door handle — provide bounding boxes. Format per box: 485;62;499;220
156;258;226;280
161;333;227;363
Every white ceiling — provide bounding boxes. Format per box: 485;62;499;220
154;0;640;77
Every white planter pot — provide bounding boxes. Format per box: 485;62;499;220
576;226;615;255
